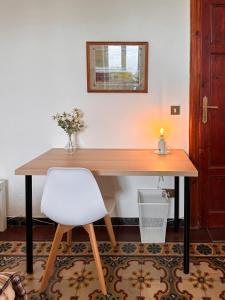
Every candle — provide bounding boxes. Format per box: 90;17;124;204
158;128;166;154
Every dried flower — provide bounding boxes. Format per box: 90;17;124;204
52;108;85;135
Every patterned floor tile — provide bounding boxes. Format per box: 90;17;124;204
140;282;169;300
0;242;225;299
51;278;79;299
116;260;143;280
0;257;45;280
1;241;225;257
75;280;107;300
204;279;225;300
113;278;141;300
54;259;86;280
139;260;169;299
23;279;41;297
174;259;225;300
82;257;108;279
141;259;168;280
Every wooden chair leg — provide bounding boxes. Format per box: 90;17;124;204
104;214;117;248
67;230;72;246
40;224;73;292
83;224;107;295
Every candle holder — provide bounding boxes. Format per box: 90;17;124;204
154;128;169;155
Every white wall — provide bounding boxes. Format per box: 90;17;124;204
0;0;190;218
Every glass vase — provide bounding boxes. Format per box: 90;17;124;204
64;134;75;153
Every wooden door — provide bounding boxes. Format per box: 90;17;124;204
199;0;225;227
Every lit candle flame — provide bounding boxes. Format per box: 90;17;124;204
160;128;164;136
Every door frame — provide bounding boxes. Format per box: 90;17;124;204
189;0;202;228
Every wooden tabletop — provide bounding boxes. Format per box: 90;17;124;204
15;148;198;177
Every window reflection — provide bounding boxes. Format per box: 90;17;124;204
108;46;121;69
94;45;141;88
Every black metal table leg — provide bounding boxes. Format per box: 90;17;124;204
25;175;33;274
184;176;190;274
174;176;179;231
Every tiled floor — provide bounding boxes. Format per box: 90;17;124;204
0;224;223;242
0;241;225;299
0;224;224;299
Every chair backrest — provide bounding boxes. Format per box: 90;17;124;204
41;168;107;226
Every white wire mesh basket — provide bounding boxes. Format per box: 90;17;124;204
138;189;169;243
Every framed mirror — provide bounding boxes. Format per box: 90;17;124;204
86;41;148;93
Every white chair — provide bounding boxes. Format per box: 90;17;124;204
39;167;116;295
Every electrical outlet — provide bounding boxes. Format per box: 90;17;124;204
171;106;180;115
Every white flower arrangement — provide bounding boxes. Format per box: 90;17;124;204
52;108;85;136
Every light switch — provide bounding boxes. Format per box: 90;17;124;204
171;106;180;115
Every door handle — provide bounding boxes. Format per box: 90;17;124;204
202;96;219;124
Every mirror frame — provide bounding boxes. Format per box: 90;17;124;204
86;41;148;93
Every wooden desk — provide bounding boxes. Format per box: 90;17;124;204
15;148;198;274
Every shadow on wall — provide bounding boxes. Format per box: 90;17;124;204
94;176;122;216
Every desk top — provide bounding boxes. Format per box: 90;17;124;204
15;148;198;177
